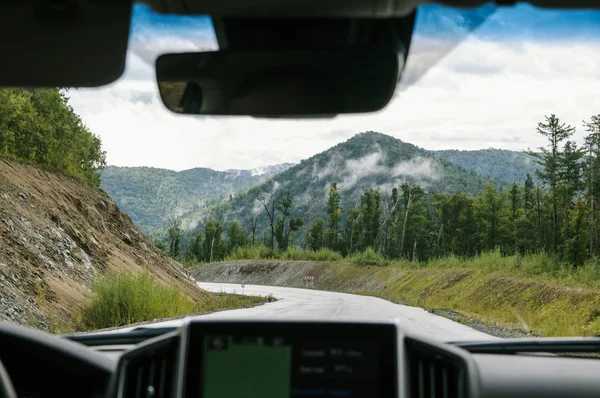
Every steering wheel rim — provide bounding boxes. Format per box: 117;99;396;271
0;360;16;398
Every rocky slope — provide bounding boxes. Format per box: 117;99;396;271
0;156;208;332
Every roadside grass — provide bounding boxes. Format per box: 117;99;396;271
223;245;343;262
79;271;267;331
423;249;600;289
350;247;389;266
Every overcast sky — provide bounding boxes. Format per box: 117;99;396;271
67;4;600;171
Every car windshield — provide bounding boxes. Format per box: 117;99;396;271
2;2;600;340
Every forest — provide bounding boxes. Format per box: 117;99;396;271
0;88;106;186
164;114;600;270
99;166;275;235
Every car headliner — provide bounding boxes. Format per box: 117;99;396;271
1;0;598;90
141;0;600;17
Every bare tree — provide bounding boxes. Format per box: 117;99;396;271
256;189;277;251
249;216;258;245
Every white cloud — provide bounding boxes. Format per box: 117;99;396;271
338;152;388;191
67;20;600;171
392;157;437;179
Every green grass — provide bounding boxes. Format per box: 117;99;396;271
80;271;268;330
281;246;343;261
350;247;389;266
81;271;195;329
419;249;600;289
222;245;343;262
224;244;274;261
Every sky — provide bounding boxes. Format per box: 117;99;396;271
67;3;600;171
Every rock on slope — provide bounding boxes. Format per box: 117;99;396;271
0;156;208;331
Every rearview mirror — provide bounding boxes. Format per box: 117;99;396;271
156;48;401;117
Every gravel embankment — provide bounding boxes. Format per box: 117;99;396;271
432;308;541;338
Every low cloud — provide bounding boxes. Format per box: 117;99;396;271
306;146;441;193
338;151;388;191
392;157;438;179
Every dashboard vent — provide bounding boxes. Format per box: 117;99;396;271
119;337;178;398
405;338;467;398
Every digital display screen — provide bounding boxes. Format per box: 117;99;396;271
203;336;292;398
200;334;384;398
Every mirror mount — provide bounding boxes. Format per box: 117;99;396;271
212;15;415;53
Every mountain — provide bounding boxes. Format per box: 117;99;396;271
100;167;256;236
100;163;295;236
187;131;497;237
433;149;539;183
0;156;206;331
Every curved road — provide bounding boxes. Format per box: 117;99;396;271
117;282;498;342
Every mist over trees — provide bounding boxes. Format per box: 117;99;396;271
164;114;600;270
0;88;106;186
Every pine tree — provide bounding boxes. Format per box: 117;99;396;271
527;114;576;253
474;183;507;251
167;219;181;259
559;141;585;255
188;230;203;262
227;221;247;253
307;218;326;250
508;183;521;253
325;183;342;250
583;115;600;256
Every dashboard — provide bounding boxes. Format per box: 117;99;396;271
2;319;600;398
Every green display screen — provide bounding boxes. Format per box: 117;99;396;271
203;336;292;398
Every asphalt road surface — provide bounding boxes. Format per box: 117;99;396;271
113;282;498;342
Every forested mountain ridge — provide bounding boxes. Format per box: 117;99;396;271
100;164;293;236
434;148;540;183
105;135;541;240
188;132;496;242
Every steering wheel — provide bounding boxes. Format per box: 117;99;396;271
0;360;16;398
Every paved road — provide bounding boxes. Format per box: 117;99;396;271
113;282;498;342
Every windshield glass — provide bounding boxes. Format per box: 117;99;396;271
3;2;600;339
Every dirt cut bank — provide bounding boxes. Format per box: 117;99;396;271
0;156;215;332
191;260;600;337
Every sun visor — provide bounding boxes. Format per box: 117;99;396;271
0;1;131;88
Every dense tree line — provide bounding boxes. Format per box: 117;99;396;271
0;88;106;185
164;114;600;269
